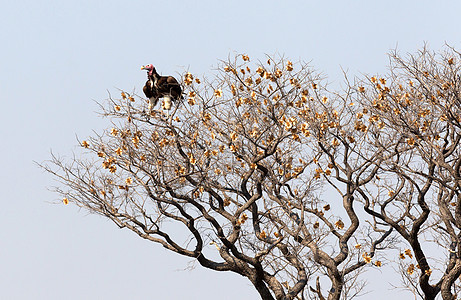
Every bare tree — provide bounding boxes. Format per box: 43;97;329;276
350;46;461;300
44;54;429;300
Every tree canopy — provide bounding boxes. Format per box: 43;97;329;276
44;46;461;300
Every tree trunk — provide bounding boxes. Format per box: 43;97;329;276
327;277;343;300
252;278;276;300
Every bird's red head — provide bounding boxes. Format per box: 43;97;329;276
141;64;155;76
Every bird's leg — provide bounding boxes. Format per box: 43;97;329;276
148;97;158;115
162;96;172;110
161;96;172;118
148;98;153;113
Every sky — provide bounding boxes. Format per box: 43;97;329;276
1;0;461;299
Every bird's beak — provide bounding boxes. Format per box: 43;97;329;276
141;65;146;70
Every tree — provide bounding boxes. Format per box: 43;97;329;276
352;46;461;300
44;48;461;299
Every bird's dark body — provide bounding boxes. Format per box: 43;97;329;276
142;65;183;109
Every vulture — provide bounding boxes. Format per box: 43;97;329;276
141;64;183;112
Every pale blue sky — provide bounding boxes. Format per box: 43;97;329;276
2;0;461;299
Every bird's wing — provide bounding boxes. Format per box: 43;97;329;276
166;76;180;86
143;82;152;98
156;77;168;87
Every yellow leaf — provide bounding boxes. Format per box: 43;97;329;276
404;249;413;259
214;89;223;98
184;72;194;85
188;97;196;105
362;253;372;263
407;264;415;275
230;131;238;141
62;198;69;205
335;220;344;229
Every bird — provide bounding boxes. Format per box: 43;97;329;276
141;64;183;113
